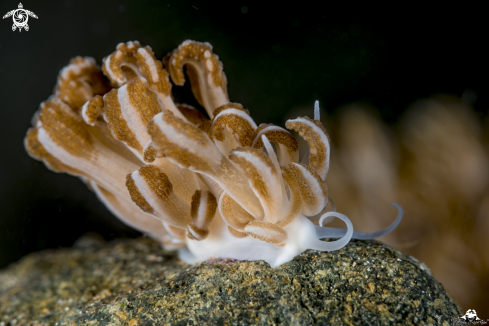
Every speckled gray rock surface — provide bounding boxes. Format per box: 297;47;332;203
0;237;461;325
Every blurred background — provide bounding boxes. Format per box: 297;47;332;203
0;0;486;313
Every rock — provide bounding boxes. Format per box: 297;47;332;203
0;237;461;325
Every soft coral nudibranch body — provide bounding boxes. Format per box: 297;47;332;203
25;40;402;267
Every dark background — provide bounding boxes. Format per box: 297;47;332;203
0;0;485;271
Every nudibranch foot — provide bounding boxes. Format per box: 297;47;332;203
180;213;353;268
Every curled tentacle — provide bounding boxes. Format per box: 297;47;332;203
102;41;169;93
314;202;403;240
55;57;111;113
102;41;185;120
168;40;229;118
304;212;353;251
307;196;336;225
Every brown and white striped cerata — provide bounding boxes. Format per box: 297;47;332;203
25;40;402;267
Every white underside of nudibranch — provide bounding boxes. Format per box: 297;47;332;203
180;212;353;267
181;202;403;267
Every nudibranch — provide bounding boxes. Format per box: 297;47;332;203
25;40;402;267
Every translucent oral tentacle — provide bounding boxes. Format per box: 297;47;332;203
286;115;331;180
286;162;328;216
168;40;229;118
126;164;191;229
314;100;320;120
229;147;282;224
212;103;257;157
55;57;111;113
314;203;404;240
302;212;353;251
31;98;140;199
187;190;218;240
252;124;300;165
148;110;264;219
